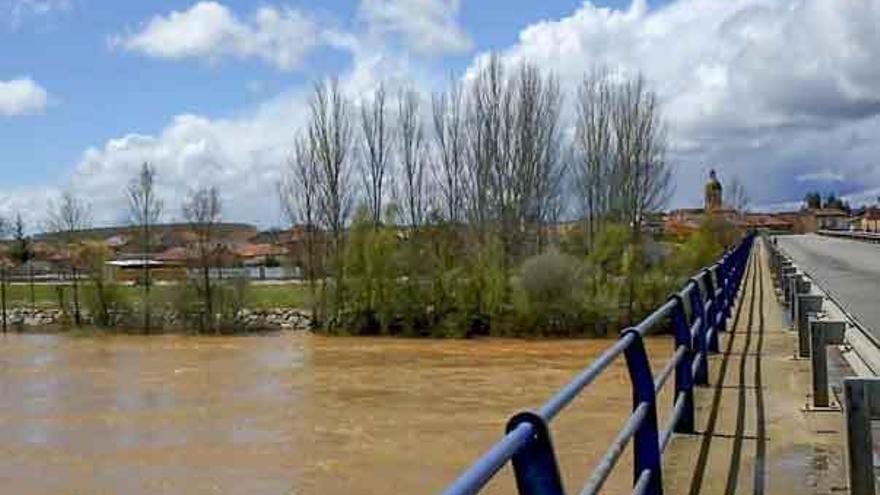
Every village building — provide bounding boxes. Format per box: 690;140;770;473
771;208;850;234
665;169;739;237
811;208;850;231
664;169;796;237
853;208;880;232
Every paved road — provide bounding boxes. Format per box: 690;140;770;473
777;234;880;339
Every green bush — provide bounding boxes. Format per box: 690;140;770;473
340;208;399;334
82;281;132;327
514;250;586;336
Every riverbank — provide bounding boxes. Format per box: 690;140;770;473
1;282;310;310
0;306;313;333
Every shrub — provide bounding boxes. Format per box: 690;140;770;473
82;281;132;327
516;249;586;336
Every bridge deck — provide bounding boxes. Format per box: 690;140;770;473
662;240;849;494
777;233;880;340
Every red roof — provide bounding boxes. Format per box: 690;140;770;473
864;208;880;221
811;208;848;217
154;246;190;262
236;243;287;258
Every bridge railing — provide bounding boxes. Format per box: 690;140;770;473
816;229;880;243
441;233;755;495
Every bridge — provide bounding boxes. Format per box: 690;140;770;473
777;233;880;340
440;234;870;494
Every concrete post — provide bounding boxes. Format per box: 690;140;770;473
768;245;781;274
796;294;823;358
779;265;797;305
843;378;880;495
808;318;845;408
790;275;812;322
778;261;794;290
782;270;798;306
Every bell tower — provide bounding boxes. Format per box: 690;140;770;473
704;169;723;212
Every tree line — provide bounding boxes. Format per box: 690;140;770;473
0;56;736;337
803;191;850;212
0;164;240;334
276;57;725;337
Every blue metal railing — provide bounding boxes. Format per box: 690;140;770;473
441;233;755;495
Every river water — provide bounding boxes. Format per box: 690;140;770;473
0;333;673;494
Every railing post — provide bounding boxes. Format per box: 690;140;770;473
734;238;749;296
668;294;695;434
777;261;793;292
688;281;709;386
781;267;797;305
808;318;845;408
843;378;880;495
702;269;720;353
506;412;565;495
789;275;811;323
622;328;663;495
719;256;732;321
795;294;823;358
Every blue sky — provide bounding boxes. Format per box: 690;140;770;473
3;0;639;184
2;0;879;227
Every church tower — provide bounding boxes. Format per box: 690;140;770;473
704;169;723;212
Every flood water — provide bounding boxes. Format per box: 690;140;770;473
0;333;674;494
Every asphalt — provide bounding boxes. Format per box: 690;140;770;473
777;234;880;339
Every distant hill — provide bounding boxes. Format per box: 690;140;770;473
34;222;259;246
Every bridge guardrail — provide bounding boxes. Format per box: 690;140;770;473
816;230;880;243
765;235;880;495
766;236;880;373
441;233;755;495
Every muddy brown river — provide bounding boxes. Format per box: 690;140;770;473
0;333;674;494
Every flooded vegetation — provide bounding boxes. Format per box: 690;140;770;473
0;332;673;494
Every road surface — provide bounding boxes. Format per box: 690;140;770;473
777;234;880;339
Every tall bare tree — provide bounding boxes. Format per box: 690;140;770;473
465;55;509;234
728;175;749;214
510;64;564;251
47;192;92;325
183;186;222;333
127;162;163;333
279;135;320;323
308;79;352;315
572;70;671;320
432;79;466;223
610;75;671;231
360;84;390;227
397;87;427;228
573;69;615;250
464;57;563;261
607;75;671;323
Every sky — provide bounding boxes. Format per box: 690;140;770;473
1;0;880;229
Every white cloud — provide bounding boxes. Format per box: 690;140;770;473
0;31;432;229
63;89;312;227
11;0;880;228
796;170;845;183
114;1;322;71
359;0;471;55
473;0;880;207
3;0;71;28
0;77;49;115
